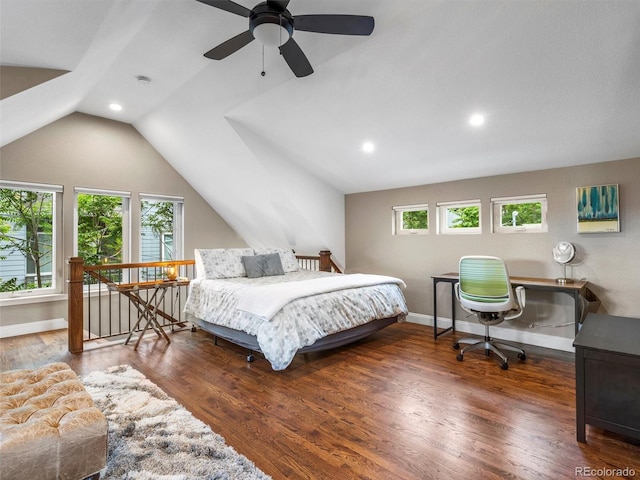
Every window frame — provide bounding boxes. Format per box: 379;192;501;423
0;180;63;298
392;204;429;235
436;199;482;235
491;194;548;233
139;193;184;262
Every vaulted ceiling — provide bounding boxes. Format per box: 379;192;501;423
2;0;640;261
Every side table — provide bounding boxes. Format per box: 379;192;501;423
574;312;640;442
108;279;190;350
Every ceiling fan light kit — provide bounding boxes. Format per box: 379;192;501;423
197;0;374;77
250;4;293;47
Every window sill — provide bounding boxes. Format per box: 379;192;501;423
0;293;67;307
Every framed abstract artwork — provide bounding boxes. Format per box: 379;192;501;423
576;184;620;233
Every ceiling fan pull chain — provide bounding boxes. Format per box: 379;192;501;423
261;44;266;76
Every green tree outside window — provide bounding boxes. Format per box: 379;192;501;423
0;188;53;291
501;202;542;227
448;206;479;228
77;194;123;265
402;210;428;230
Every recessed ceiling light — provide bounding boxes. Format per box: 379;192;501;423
362;141;375;153
469;113;485;127
109;103;123;111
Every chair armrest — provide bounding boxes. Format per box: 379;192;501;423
515;285;526;308
504;285;526;321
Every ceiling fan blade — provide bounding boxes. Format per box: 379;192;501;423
267;0;290;12
294;15;374;35
204;30;255;60
196;0;251;17
279;38;313;77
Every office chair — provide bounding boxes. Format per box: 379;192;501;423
453;256;527;370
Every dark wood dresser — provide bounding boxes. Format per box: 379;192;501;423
574;313;640;442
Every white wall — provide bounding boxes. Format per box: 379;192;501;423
346;157;640;348
135;80;346;264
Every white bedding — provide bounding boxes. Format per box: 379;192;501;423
183;270;408;370
236;273;406;320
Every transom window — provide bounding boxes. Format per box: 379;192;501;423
492;194;548;233
437;200;481;235
392;204;429;235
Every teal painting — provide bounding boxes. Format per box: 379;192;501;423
576;184;620;233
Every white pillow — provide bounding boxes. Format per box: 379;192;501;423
194;248;255;279
253;248;299;273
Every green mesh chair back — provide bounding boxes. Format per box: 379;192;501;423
459;256;511;305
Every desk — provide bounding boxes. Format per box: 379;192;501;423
108;279;189;350
431;272;590;340
574;313;640;442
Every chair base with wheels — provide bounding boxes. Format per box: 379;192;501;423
453;316;526;370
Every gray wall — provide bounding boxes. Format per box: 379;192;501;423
345;157;640;335
1;112;246;327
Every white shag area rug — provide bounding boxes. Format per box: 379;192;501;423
81;365;271;480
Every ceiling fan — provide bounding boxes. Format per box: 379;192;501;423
196;0;375;77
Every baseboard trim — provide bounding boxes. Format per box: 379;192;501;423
406;312;574;352
0;313;575;351
0;318;68;339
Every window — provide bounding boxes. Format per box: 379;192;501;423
492;194;548;233
140;194;184;262
0;181;62;296
392;204;429;235
74;188;131;265
437;200;481;234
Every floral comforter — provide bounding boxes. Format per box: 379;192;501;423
183;270;408;370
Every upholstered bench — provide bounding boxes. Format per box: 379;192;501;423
0;362;107;480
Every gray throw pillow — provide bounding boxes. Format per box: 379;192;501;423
242;253;285;278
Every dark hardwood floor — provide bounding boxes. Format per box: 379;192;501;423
2;322;639;479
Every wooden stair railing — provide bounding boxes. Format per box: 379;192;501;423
67;258;195;353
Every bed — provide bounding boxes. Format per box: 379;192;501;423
183;247;408;370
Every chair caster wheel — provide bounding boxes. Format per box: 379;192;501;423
501;362;509;370
518;353;527;361
453;343;460;350
456;353;464;361
247;354;254;363
191;326;197;332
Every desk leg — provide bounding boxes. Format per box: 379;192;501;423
433;279;438;340
576;348;586;442
574;291;581;335
450;282;456;334
433;279;455;340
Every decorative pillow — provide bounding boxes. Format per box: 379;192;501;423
194;248;255;279
253;248;299;272
242;253;285;278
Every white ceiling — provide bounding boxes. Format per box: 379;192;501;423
2;0;640;259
